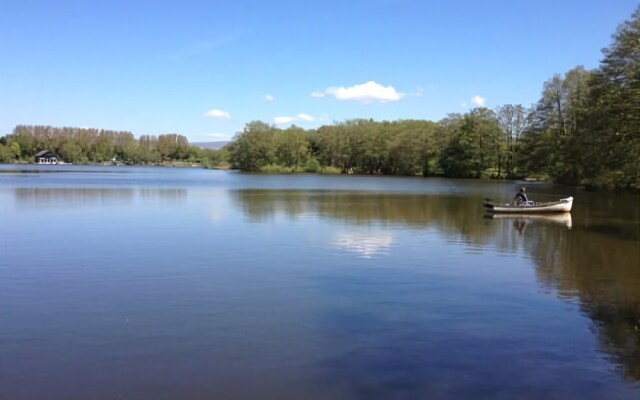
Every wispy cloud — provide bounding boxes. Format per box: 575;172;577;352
273;113;315;125
321;81;405;103
316;113;332;124
265;94;274;101
414;86;424;97
169;32;242;60
471;95;486;107
461;102;468;108
204;108;231;119
297;113;314;122
310;91;325;98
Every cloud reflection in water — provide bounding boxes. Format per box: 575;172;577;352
333;231;395;259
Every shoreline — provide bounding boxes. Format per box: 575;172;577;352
2;162;638;193
0;160;231;170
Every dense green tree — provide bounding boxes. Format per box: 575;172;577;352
229;121;277;170
138;135;160;163
59;142;84;164
9;142;21;159
9;126;34;158
89;132;114;162
496;104;530;178
520;66;591;183
274;126;310;171
437;108;501;178
0;143;14;162
157;134;189;160
582;6;640;189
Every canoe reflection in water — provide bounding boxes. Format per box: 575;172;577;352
485;213;573;234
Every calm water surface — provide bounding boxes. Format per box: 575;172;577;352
1;165;639;400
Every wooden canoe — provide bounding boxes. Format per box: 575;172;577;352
483;197;573;213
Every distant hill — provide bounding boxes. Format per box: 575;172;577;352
192;141;230;150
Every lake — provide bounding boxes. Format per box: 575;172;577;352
1;165;639;400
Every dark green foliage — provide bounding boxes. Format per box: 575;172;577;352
304;157;321;173
585;6;640;190
227;119;439;176
227;121;275;171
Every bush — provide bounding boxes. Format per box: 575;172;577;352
321;166;342;174
304;158;321;173
259;164;295;173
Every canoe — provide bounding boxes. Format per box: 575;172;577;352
483;197;573;213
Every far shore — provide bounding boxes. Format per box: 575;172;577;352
0;160;231;170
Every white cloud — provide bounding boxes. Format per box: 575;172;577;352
297;113;314;122
471;96;486;107
204;108;231;119
324;81;405;102
311;91;325;98
274;116;296;124
265;94;274;101
461;102;468;108
273;113;315;125
414;86;424;97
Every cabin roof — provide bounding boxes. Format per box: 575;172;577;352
35;150;53;157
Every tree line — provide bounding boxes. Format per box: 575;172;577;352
1;6;638;189
0;125;227;167
226;108;530;179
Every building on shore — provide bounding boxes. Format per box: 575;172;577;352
34;150;61;164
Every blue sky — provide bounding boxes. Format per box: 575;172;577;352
0;0;637;142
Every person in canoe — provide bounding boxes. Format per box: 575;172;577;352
513;187;533;206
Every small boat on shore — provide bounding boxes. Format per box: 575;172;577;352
483;197;573;213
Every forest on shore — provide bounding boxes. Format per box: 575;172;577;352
0;128;227;168
1;7;638;190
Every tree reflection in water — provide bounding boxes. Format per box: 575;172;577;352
233;189;640;381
